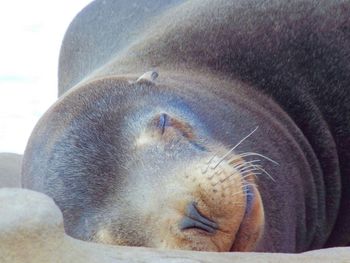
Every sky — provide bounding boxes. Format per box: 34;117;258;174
0;0;93;154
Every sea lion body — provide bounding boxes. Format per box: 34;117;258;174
22;0;350;252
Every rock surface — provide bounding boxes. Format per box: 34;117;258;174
0;153;22;188
0;188;349;263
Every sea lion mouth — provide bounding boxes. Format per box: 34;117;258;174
179;201;218;234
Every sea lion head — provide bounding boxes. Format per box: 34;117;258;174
23;72;266;252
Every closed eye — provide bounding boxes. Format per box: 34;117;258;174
158;113;168;134
154;113;193;139
151;113;207;151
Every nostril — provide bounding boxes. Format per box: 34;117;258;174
180;217;217;234
179;202;218;234
187;202;218;229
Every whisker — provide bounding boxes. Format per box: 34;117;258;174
206;154;217;164
232;159;261;171
239;163;262;170
211;126;259;169
232;162;249;172
212;161;260;187
228;155;242;165
252;164;276;182
202;152;219;174
208;166;259;186
240;171;262;178
217;160;260;185
239;170;260;177
221;172;260;186
214;166;263;187
238;152;279;165
240;172;262;180
233;163;247;172
237;163;262;173
242;169;275;188
213;172;240;186
231;158;261;166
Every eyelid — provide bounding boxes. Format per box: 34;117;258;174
159;113;168;134
149;113;207;151
153;113;194;140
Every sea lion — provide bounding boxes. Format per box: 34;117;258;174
22;0;350;253
0;153;22;188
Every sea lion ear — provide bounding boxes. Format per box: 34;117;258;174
136;71;159;83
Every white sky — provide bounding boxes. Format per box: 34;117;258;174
0;0;93;154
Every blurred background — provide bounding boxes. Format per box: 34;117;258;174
0;0;93;154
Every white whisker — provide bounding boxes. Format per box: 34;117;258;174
224;172;261;185
211;126;259;169
239;168;261;176
252;164;276;182
215;160;261;186
233;162;249;171
206;154;217;164
202;152;219;174
238;152;279;165
237;163;262;173
240;172;262;180
233;159;261;171
213;172;240;186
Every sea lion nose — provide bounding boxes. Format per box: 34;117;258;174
179;201;218;234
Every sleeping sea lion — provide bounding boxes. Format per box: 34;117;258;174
22;0;350;253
